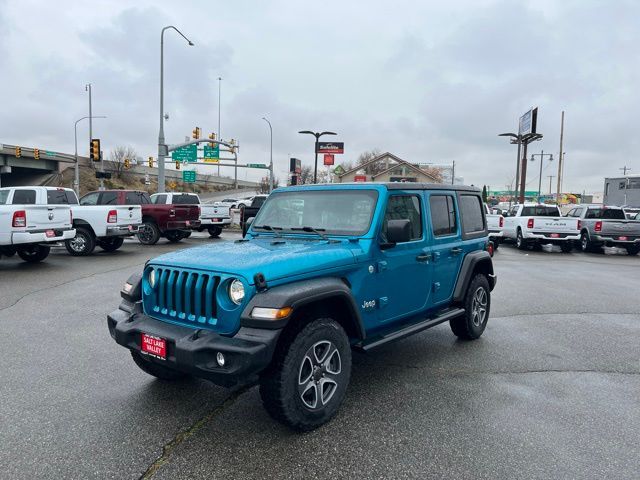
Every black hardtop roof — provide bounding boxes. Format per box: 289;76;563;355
330;182;481;192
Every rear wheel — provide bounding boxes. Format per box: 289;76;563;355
130;351;188;381
65;227;96;256
580;232;595;252
450;274;491;340
260;318;351;431
17;245;50;263
560;242;573;253
181;231;192;239
137;221;160;245
97;237;124;252
626;245;640;256
165;230;183;243
207;226;222;238
516;229;527;250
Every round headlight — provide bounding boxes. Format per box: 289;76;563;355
148;269;156;288
228;279;245;305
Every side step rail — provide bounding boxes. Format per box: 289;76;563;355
355;308;465;352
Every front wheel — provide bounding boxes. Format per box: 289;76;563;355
17;245;51;263
65;227;96;256
259;318;351;431
207;226;222;238
450;274;491;340
98;237;124;252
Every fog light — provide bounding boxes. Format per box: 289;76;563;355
216;352;225;367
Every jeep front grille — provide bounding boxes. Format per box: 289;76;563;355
150;268;220;326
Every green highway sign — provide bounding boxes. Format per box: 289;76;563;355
203;145;220;162
182;170;196;183
172;144;197;162
247;163;268;169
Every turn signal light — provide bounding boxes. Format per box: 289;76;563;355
107;210;118;223
12;210;27;227
527;218;534;229
250;306;293;320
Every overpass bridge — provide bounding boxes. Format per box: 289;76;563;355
0;143;76;187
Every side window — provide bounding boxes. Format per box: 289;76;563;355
152;194;167;204
80;192;99;205
509;206;519;217
141;193;151;204
382;195;423;242
460;194;485;234
12;190;36;205
100;192;118;205
66;191;79;205
124;192;144;205
573;208;583;217
429;195;457;236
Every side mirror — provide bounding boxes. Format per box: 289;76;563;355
381;219;411;249
242;216;254;238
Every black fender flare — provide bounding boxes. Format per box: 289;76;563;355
240;277;365;339
452;250;496;303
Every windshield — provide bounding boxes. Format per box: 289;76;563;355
252;189;379;236
521;206;560;217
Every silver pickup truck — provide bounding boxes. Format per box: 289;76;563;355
567;204;640;255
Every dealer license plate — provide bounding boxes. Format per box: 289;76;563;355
141;333;166;360
619;236;628;241
550;233;560;238
213;218;221;222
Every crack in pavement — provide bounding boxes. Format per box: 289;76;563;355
139;385;251;480
0;261;144;314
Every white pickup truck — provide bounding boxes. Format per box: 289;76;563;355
503;203;580;252
33;187;142;256
0;187;75;262
150;192;231;238
484;203;504;256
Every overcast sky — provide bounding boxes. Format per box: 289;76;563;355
1;0;639;192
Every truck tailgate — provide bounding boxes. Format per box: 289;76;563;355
114;205;142;225
23;205;72;231
172;205;200;221
599;220;640;237
531;217;579;233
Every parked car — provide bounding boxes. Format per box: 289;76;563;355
107;183;496;431
568;204;640;255
502;203;580;252
81;190;201;245
0;187;75;262
216;198;240;208
150;193;231;238
484;203;504;256
44;187;142;256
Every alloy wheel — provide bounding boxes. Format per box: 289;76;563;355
298;340;342;410
471;287;488;327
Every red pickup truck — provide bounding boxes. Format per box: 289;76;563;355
80;190;200;245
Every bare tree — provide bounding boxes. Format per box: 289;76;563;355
108;146;139;178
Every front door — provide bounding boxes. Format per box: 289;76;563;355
375;192;433;325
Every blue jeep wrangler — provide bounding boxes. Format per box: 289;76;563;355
108;183;496;430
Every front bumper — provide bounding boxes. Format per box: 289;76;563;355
108;306;281;387
12;227;76;245
106;224;140;236
166;220;201;230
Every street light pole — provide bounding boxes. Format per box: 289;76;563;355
262;117;273;192
530;150;554;202
498;132;522;203
158;26;194;194
298;130;337;183
75;115;106;196
217;77;222;176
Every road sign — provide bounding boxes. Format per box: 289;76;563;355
247;163;268;169
323;154;334;166
169;181;177;190
333;165;345;175
183;170;196;183
203;145;220;163
317;142;344;154
290;158;301;174
171;144;197;162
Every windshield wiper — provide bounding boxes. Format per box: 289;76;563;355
291;226;329;240
253;224;283;237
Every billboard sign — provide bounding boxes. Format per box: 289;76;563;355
518;107;538;135
323;154;334;166
290;157;301;174
317;142;344;154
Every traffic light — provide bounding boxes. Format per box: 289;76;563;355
90;139;101;162
148;156;154;168
124;158;131;170
175;161;181;170
15;146;21;158
192;126;201;139
34;148;40;160
230;146;236;154
208;132;216;147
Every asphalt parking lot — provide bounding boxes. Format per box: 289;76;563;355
1;235;638;479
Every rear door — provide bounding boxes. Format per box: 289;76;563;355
426;191;463;306
375;191;433;325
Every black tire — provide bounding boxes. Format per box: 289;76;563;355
130;350;188;381
450;274;491;340
580;232;593;252
626;245;640;256
165;230;183;243
516;229;527;250
65;227;96;256
493;239;499;250
17;245;50;263
259;318;351;432
560;242;572;253
207;226;222;238
137;221;160;245
182;231;192;239
98;237;124;252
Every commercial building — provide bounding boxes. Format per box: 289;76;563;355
336;152;441;183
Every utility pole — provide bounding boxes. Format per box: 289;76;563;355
451;160;455;185
547;175;555;195
217;76;222;176
620;166;631;175
556;111;564;203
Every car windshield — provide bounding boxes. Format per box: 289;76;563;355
252;189;379;236
521;206;560;217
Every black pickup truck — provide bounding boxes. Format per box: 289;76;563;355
240;194;268;226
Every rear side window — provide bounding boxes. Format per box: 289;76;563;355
0;190;9;205
12;190;36;205
80;192;99;205
382;195;423;242
429;195;457;236
47;189;77;205
253;196;267;208
460;195;485;233
100;192;118;205
152;194;167;204
172;194;199;204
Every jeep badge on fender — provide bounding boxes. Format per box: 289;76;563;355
107;183;496;431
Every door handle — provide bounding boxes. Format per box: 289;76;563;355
450;247;463;255
416;253;432;262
